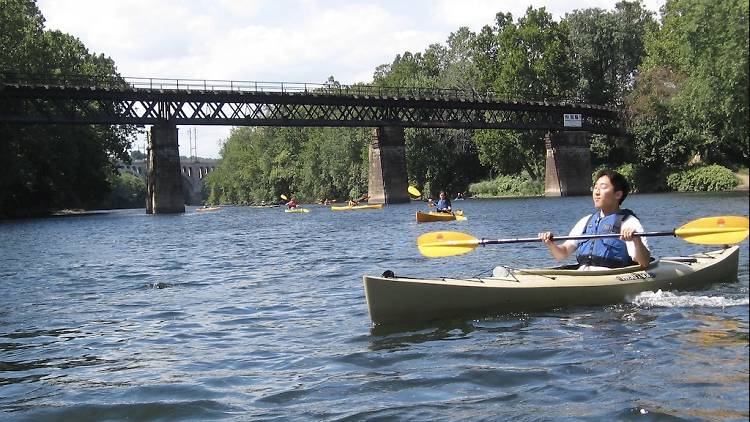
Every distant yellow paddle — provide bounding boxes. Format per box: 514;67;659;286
418;215;749;258
280;194;288;201
408;186;421;197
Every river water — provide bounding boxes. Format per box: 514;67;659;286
1;192;748;421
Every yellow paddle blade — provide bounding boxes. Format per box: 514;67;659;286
408;186;421;197
280;194;288;200
417;231;480;257
675;216;749;245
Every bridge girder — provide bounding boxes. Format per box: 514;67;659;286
0;84;624;135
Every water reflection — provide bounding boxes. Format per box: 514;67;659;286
0;193;747;420
368;315;534;350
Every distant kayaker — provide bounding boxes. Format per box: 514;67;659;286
430;191;452;213
286;197;299;209
538;169;651;270
348;194;369;207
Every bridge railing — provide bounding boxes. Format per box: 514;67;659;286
1;72;602;106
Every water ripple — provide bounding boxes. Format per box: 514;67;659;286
0;194;747;420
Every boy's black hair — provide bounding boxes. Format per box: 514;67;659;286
595;169;630;205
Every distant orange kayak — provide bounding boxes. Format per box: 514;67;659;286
416;210;466;222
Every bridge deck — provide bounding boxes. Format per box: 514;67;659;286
0;76;622;134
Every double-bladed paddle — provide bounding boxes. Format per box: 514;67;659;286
417;215;749;258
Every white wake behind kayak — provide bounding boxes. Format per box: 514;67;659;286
363;246;740;325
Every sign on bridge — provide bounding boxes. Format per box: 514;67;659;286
564;113;582;128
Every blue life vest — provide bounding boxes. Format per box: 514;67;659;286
576;209;637;268
435;198;451;212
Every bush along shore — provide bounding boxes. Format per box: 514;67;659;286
466;165;746;198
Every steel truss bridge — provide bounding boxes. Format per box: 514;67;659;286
0;74;622;134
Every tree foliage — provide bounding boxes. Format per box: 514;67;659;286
565;2;657;105
629;0;749;173
205;126;370;204
99;172;146;209
469;7;578;180
666;164;739;191
0;0;137;218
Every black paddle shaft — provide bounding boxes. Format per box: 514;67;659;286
479;231;676;246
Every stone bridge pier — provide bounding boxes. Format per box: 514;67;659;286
147;121;185;213
368;126;410;204
544;131;592;197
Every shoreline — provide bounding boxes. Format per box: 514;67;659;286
735;172;749;190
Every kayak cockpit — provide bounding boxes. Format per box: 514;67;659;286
515;259;660;276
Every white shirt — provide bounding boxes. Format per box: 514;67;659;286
561;211;650;271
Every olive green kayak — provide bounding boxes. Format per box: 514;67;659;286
363;246;740;325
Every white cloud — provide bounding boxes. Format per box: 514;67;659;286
36;0;665;158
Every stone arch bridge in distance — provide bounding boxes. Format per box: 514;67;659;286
118;159;217;206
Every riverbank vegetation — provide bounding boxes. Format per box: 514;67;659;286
99;173;147;210
468;175;544;198
205;126;371;206
666;165;739;192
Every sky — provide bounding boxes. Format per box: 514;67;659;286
37;0;666;159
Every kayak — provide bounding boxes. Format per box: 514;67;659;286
285;208;310;213
363;246;740;325
416;210;466;222
196;206;221;212
331;204;384;211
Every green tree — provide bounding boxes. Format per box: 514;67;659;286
206;126;371;204
472;129;544;178
406;128;484;196
627;67;693;172
471;7;576;180
631;0;749;170
0;0;136;217
563;2;657;168
100;172;146;209
440;27;482;91
565;1;657;105
298;127;369;201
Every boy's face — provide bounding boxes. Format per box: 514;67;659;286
592;175;622;210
